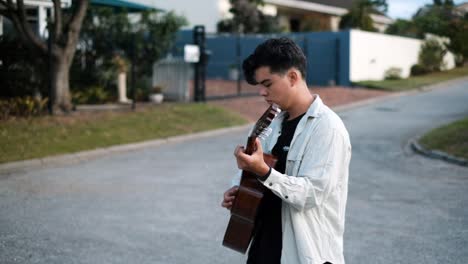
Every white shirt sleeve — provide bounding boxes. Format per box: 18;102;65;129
261;129;349;211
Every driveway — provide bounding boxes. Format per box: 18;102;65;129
0;78;467;264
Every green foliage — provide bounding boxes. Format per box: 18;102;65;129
73;7;187;94
410;64;429;76
385;19;420;38
0;35;48;98
384;67;402;80
412;1;468;63
355;65;468;91
355;67;468;91
0;104;247;163
72;86;114;104
445;17;468;65
420;116;468;159
418;39;446;72
413;4;453;37
339;0;388;31
217;0;282;33
0;96;49;120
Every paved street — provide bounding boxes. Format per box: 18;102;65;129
1;78;467;264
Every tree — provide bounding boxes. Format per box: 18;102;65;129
418;39;446;72
76;7;186;90
217;0;281;33
0;0;88;113
339;0;388;31
413;0;468;64
413;1;454;37
445;16;468;65
385;19;420;38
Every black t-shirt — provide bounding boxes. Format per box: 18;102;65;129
247;113;305;264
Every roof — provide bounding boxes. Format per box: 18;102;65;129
265;0;390;19
90;0;158;11
301;0;353;9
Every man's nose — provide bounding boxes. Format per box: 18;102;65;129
259;87;268;97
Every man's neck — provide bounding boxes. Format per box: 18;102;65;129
286;86;314;120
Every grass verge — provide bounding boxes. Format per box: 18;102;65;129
0;103;247;164
419;117;468;160
354;66;468;92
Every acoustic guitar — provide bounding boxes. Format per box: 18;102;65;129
223;104;280;253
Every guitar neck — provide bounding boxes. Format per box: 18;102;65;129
245;136;257;155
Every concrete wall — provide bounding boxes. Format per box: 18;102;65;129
172;30;350;87
349;30;456;82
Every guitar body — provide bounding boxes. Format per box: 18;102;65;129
222;104;280;254
222;153;278;253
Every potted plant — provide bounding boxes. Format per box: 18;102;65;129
149;85;164;104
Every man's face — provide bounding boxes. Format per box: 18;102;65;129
254;66;293;109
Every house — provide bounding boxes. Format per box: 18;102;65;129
0;0;155;38
0;0;71;38
149;0;393;33
263;0;393;32
455;1;468;16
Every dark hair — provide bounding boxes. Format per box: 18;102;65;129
242;37;307;85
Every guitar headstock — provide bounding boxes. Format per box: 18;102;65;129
251;104;281;139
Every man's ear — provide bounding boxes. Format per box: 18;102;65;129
287;69;299;86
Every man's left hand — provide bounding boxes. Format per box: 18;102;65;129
234;138;270;176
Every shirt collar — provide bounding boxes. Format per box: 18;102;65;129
305;94;323;118
276;94;323;121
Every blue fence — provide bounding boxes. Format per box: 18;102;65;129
172;30;350;87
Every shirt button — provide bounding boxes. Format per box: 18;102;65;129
269;183;273;186
285;195;289;199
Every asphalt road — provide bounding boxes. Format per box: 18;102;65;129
0;78;467;264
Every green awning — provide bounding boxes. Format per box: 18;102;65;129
90;0;160;11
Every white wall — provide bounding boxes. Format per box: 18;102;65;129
147;0;227;33
350;30;456;81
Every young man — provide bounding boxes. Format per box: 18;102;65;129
221;37;352;264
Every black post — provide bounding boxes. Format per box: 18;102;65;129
131;33;136;110
335;37;340;86
236;32;241;96
47;29;54;115
193;25;206;102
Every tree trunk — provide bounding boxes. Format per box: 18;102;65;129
51;55;73;113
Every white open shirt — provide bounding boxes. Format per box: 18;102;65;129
232;95;352;264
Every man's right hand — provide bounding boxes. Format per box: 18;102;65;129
221;186;239;210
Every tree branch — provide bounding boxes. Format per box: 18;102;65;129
52;0;63;40
0;0;12;10
5;0;14;8
7;0;48;54
64;0;88;59
0;11;13;26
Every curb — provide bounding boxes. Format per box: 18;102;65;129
0;124;251;175
410;138;468;167
334;76;468;113
2;76;467;174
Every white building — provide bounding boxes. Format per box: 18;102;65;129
149;0;393;33
0;0;71;38
0;0;155;37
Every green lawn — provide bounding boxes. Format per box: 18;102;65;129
355;66;468;91
0;103;247;163
419;117;468;160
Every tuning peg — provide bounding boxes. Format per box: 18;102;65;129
259;127;272;140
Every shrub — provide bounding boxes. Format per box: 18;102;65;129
418;39;446;72
0;35;47;98
72;86;113;104
410;64;429;76
384;67;403;80
0;96;49;120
